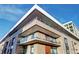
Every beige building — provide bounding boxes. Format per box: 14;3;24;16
0;5;79;54
63;21;79;37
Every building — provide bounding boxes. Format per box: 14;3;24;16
0;5;79;54
0;41;5;54
63;21;79;37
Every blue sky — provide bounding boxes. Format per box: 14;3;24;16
0;4;79;39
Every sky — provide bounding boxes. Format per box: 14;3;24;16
0;4;79;39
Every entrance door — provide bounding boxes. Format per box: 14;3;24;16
45;45;51;54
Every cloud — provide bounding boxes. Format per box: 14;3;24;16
0;5;26;22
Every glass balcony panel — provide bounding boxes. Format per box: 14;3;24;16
20;37;28;44
46;36;56;43
19;33;59;46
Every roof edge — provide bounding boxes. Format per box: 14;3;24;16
0;4;39;42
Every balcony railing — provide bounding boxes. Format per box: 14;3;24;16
18;36;60;46
18;37;28;44
34;37;60;46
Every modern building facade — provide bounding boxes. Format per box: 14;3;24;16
0;5;79;54
63;21;79;37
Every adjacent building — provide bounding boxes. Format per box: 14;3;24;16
63;21;79;37
0;5;79;54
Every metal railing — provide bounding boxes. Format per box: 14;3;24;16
19;37;27;44
18;36;60;45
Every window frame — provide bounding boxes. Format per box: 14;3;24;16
64;38;70;54
51;47;58;54
30;45;34;54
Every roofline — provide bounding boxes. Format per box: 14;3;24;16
0;4;79;43
63;21;73;25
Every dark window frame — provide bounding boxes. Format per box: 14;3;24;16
64;38;70;54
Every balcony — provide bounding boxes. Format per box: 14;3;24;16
18;37;28;44
18;34;60;47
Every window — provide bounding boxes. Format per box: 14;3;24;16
51;47;57;54
20;36;28;43
69;26;73;28
6;47;13;54
64;38;70;54
30;45;34;54
69;23;72;26
31;33;35;39
9;49;12;54
10;37;15;46
67;26;69;29
2;41;9;54
7;49;9;54
46;35;56;43
52;38;56;43
70;29;73;32
22;46;27;54
2;37;15;54
64;25;67;27
8;37;15;54
49;37;53;42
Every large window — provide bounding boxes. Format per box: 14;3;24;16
30;45;34;54
51;47;57;54
8;37;15;54
22;46;27;54
2;37;16;54
9;49;12;54
9;37;15;47
2;41;9;54
64;38;70;54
